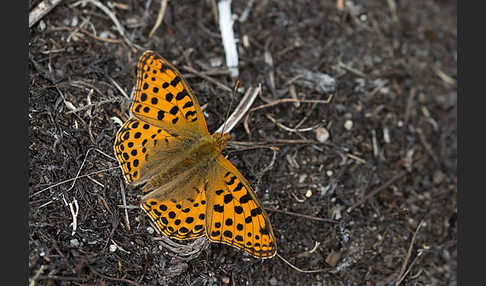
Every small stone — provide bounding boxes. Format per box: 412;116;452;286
344;120;353;130
221;276;230;285
305;190;312;198
147;226;155;234
71;16;78;27
70;239;79;247
39;20;46;31
209;57;222;67
383;126;390;143
109;244;117;252
269;277;278;286
326;170;333;177
242;34;250;48
316;127;329;142
325;250;341;267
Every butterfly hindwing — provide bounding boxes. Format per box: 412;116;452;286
131;51;209;138
206;156;277;258
141;189;207;240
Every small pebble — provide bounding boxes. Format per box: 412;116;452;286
315;127;330;142
326;170;333;177
242;34;250;48
344;120;353;130
71;16;78;27
269;277;278;286
325;250;341;267
39;20;46;31
209;57;222;67
147;226;155;234
383;126;390;143
221;276;230;285
70;238;79;247
305;190;312;198
109;244;117;253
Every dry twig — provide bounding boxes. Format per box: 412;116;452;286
29;0;64;28
182;65;232;92
395;221;425;285
277;254;328;273
71;0;142;51
267;208;338;224
148;0;168;38
347;170;407;213
216;85;260;134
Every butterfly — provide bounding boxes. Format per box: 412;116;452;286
113;50;276;258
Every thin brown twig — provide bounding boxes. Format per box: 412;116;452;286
266;207;338;223
395;221;424;285
210;0;219;24
148;0;168;38
31;164;118;198
35;275;87;282
88;266;143;286
46;25;121;44
250;96;333;112
65;98;120;114
77;27;122;43
277;253;328;273
294;102;318;130
337;62;368;78
404;87;416;125
347;170;407;213
416;127;440;165
71;0;142;51
181;65;232;92
265;114;320;133
231;138;365;164
244;95;333;135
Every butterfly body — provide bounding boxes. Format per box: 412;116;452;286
114;51;276;258
141;132;230;194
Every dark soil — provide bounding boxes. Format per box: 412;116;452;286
29;0;457;285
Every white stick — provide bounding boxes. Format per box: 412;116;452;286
218;0;239;78
29;0;64;28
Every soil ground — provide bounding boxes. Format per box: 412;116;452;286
29;0;457;285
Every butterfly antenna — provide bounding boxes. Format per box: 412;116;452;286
221;79;239;134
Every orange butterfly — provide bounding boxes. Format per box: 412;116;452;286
114;51;276;258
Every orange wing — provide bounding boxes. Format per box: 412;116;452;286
141;187;208;240
130;50;209;138
205;156;277;258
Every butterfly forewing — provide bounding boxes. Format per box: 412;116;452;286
131;51;209;138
